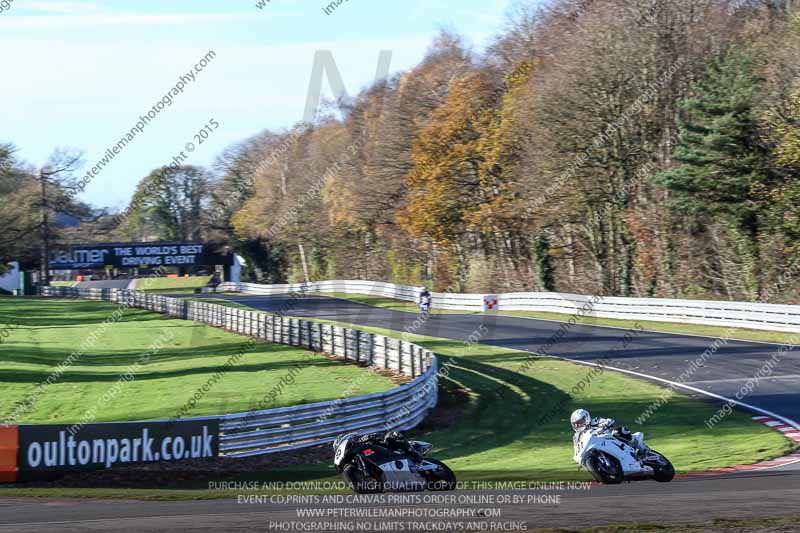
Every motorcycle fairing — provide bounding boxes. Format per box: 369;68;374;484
575;430;649;475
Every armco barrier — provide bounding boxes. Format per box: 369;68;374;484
215;280;800;333
23;286;437;476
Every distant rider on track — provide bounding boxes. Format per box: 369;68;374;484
418;287;431;314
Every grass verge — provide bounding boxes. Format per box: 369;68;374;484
310;292;467;314
49;281;76;288
136;276;211;293
0;297;396;424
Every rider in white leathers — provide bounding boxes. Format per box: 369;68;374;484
571;409;649;456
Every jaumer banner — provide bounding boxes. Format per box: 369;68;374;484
49;242;233;269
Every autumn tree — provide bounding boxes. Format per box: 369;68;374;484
212;0;800;300
763;86;800;256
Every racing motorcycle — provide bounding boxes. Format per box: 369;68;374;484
333;433;456;493
573;422;674;484
419;295;431;314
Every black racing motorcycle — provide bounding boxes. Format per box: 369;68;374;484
333;433;457;493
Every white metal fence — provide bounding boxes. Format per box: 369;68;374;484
216;279;800;333
39;286;438;457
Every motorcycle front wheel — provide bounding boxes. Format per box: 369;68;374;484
422;459;457;491
585;452;623;484
646;451;675;482
343;464;384;493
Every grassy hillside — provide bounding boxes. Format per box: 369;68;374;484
0;297;395;424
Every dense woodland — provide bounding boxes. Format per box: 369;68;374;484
3;0;800;302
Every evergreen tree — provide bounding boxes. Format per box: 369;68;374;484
655;48;771;232
654;47;773;296
532;231;555;291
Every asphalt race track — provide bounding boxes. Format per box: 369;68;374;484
2;292;799;531
1;471;799;532
203;293;800;425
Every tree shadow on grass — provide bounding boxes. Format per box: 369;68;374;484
0;349;342;383
0;337;308;367
403;353;788;478
409;354;571;461
0;299;164;327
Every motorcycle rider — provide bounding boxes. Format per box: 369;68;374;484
359;430;423;464
570;408;649;456
418;287;432;313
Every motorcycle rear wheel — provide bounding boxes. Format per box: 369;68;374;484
343;464;384;493
585;452;623;484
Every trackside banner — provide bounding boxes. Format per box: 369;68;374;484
16;419;219;480
49;241;233;269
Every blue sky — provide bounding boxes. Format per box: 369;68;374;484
0;0;525;211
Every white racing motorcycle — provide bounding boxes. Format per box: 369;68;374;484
573;421;674;484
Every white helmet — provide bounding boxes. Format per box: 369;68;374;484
571;409;591;431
